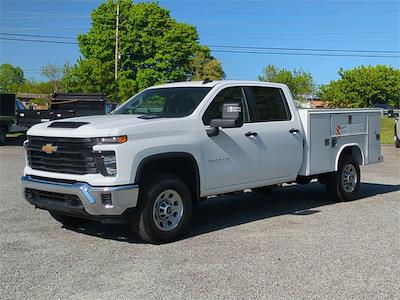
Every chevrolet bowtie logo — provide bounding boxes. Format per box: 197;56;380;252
41;143;58;154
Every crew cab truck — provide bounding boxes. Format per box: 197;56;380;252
21;81;383;244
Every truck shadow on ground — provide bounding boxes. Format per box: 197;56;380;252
63;182;399;243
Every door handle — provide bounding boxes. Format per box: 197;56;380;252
289;128;300;134
245;131;258;137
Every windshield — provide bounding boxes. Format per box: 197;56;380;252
112;87;212;117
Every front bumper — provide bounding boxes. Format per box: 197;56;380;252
21;175;139;217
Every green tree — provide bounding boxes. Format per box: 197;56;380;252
258;64;315;99
319;65;400;108
189;51;225;81
0;63;25;93
41;63;63;92
73;0;218;102
16;80;53;94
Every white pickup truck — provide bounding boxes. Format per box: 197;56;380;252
21;80;383;243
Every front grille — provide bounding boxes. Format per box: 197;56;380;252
25;188;83;208
26;136;99;175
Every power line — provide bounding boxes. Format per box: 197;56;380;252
0;37;78;45
0;32;77;40
209;45;400;54
1;36;399;58
211;49;400;58
2;32;399;54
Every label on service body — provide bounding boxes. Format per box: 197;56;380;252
335;123;365;136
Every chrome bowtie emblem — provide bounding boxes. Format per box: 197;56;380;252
41;143;58;154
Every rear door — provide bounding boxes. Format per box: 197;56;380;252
249;86;303;182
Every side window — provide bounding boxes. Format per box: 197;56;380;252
252;87;291;122
202;87;250;126
15;100;25;110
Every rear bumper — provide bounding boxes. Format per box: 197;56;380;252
21;175;139;217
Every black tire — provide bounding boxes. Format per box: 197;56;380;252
326;155;361;201
0;127;6;146
131;174;192;244
395;123;400;148
296;176;312;185
396;137;400;148
49;211;88;226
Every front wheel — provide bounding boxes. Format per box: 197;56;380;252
131;175;192;244
326;155;361;201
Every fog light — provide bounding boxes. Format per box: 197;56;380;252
25;189;33;200
102;154;117;176
101;193;113;208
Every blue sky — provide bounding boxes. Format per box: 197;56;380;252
0;0;399;85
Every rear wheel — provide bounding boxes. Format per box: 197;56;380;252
49;211;88;226
395;123;400;148
131;174;192;244
326;155;360;201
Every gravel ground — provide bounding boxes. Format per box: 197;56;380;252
0;143;399;300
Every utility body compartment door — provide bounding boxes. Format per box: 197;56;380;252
367;113;381;164
309;114;334;174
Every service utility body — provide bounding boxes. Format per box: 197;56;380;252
21;80;383;243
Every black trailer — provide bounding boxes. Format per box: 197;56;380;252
0;94;16;145
17;93;107;128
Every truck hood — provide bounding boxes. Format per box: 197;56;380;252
27;114;183;138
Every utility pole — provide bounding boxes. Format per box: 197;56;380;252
114;3;120;103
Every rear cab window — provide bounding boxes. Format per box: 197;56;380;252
251;87;291;122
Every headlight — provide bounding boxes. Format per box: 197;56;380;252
97;135;127;144
102;154;117;176
95;152;117;177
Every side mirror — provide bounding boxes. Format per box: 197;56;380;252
206;103;243;137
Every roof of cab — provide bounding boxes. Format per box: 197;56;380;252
150;80;288;89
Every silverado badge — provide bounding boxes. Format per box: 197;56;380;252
41;144;58;154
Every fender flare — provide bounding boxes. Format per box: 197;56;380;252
335;143;364;171
134;152;201;201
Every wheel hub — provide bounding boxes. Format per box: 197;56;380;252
342;163;358;193
153;189;184;232
158;201;173;218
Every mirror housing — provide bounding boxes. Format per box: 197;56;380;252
210;118;238;128
206;103;243;137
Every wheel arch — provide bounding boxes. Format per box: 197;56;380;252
335;143;364;171
135;152;201;204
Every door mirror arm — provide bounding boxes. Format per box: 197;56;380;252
206;126;219;137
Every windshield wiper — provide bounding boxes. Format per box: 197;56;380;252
137;115;162;119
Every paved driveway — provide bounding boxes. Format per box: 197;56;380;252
0;144;399;299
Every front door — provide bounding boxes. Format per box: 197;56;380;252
201;87;261;192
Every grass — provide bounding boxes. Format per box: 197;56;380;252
381;117;396;145
6;133;25;138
